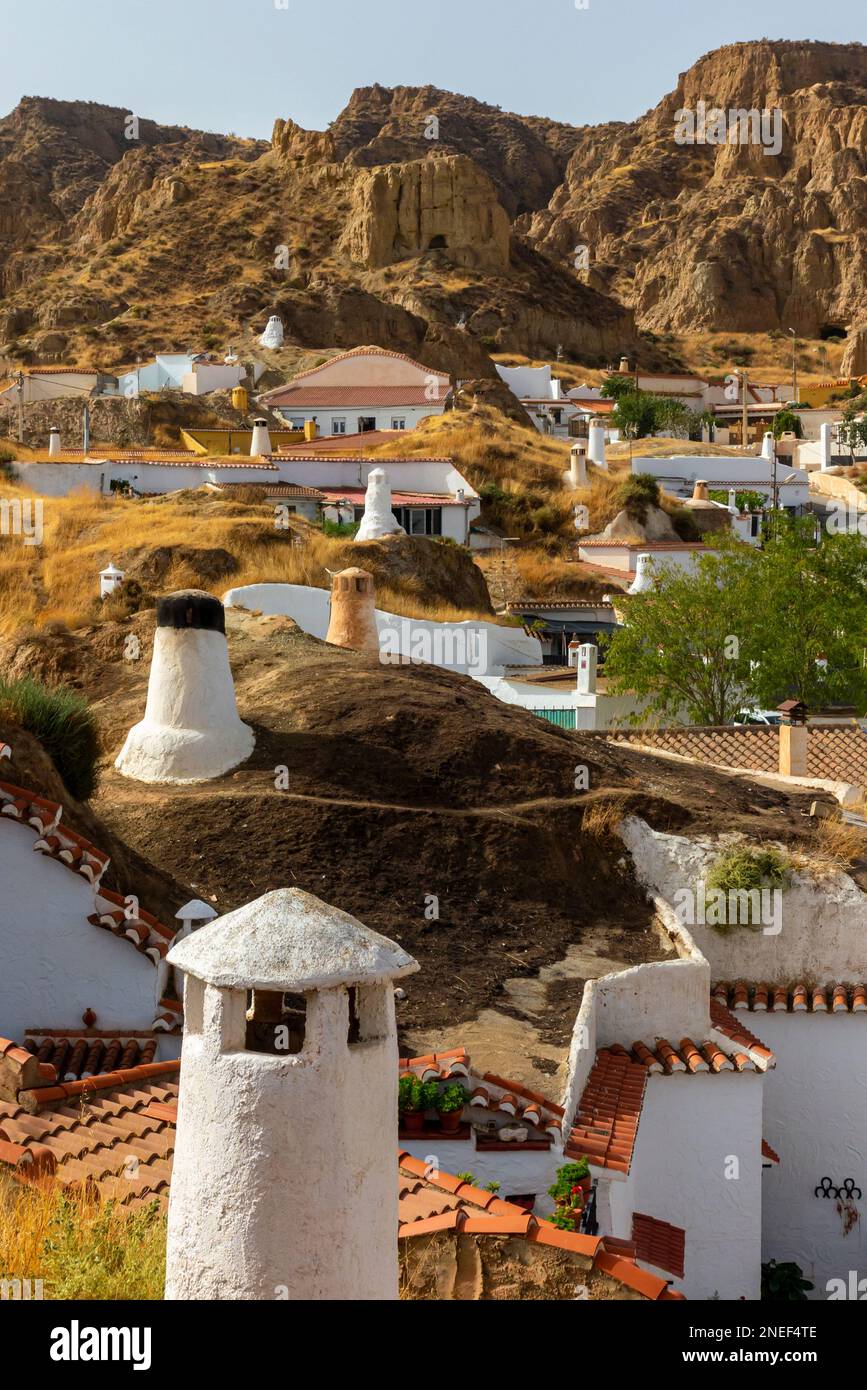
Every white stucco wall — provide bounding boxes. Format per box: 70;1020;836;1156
0;820;161;1038
273;405;444;432
756;1013;867;1300
623;1071;765;1300
620;817;867;982
165;978;399;1300
223;582;542;674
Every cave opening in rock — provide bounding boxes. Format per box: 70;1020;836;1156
819;324;847;341
428;234;448;250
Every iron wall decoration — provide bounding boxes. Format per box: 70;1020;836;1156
814;1177;862;1200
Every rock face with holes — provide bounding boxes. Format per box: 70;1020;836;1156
527;39;867;334
339;154;511;272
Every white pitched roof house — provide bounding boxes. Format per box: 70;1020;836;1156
259;346;451;434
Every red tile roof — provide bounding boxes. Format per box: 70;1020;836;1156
397;1152;679;1299
272;345;451;385
714;982;867;1015
213;482;326;500
276;429;410;454
566;1049;647;1174
266;386;450;408
24;1033;158;1083
762;1139;781;1165
567;1019;775;1174
318;486;465;507
399;1049;563;1144
0;1065;179;1210
0;1070;678;1298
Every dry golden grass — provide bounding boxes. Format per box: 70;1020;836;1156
0;1173;165;1299
581;794;630;840
795;816;867;876
0;480;493;636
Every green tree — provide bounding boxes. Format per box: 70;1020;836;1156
602;545;761;724
610;389;659;439
772;408;803;440
599;373;636;402
744;516;867;711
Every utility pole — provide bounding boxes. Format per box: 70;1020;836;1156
739;368;749;448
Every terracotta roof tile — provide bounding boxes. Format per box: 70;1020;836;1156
714;983;867;1017
632;1212;686;1279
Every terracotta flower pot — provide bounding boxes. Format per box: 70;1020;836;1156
403;1110;425;1133
439;1109;463;1133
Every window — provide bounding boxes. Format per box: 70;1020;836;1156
245;989;306;1056
632;1212;685;1278
357;416;376;433
331;418;346;434
391;418;407;430
393;506;442;536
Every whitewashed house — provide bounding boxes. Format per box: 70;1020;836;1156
117;353;264;397
0;745;183;1069
630;455;810;514
0;367;118;403
260;346;451;434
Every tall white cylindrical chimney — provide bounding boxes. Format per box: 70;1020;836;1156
250;418;272;455
628;553;655;594
761;431;775;461
48;426;61;458
355;468;405;542
99;562;125;599
569;443;587;488
115;590;254;783
164;887;419;1300
819;422;832;471
587;418;607;470
576;643;598;693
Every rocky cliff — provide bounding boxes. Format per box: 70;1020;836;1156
527;39;867;335
3;41;866;378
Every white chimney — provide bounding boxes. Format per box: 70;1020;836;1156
99;562;125;599
48;426;61;458
820;422;833;471
250;418;272;455
569;443;587;488
576;643;598;693
355;469;405;542
115;590;254;783
727;488;738;513
175;899;219;940
258;315;284;349
567;638;581;668
164;887;419;1300
628;553;655;594
587;418;607;471
761;431;775;461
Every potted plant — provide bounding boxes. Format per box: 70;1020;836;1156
437;1083;467;1133
546;1158;591;1229
398;1073;426;1133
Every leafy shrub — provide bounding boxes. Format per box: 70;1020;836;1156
761;1259;813;1301
0;676;100;799
547;1158;590;1204
615;472;660;520
436;1083;467;1115
706;845;788;895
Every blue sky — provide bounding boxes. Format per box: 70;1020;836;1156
0;0;861;136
